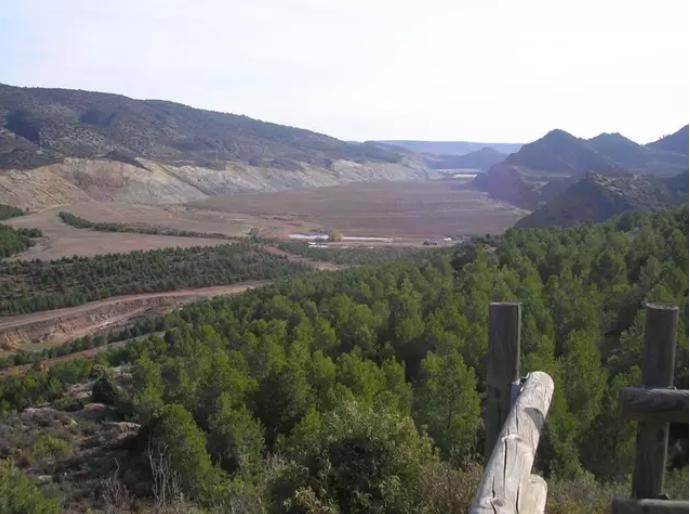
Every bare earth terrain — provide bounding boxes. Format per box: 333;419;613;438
193;179;527;241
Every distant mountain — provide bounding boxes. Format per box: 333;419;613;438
422;147;506;171
501;128;686;177
647;125;689;155
589;132;688;175
376;140;522;156
504;129;622;175
0;84;424;208
474;127;688;211
515;172;688;228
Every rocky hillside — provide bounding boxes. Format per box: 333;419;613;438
515;172;688;228
0;84;425;208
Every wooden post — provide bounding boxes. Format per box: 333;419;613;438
631;304;678;499
471;371;554;514
485;302;521;460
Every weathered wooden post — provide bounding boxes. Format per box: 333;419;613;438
470;371;554;514
610;303;688;513
631;303;678;499
485;302;521;460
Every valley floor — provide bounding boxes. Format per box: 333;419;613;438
194;179;527;241
4;180;527;260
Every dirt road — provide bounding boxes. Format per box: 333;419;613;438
0;242;341;355
0;282;270;354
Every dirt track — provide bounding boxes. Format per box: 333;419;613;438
0;282;270;355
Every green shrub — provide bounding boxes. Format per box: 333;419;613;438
30;435;72;462
0;460;61;513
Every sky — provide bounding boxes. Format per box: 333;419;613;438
1;0;688;143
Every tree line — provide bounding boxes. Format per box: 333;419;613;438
0;225;41;258
59;211;232;240
0;204;26;221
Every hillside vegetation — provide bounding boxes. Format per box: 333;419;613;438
0;207;686;513
0;84;401;171
516;172;689;227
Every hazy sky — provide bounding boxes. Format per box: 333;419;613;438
1;0;688;143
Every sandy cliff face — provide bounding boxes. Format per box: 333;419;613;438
0;157;426;209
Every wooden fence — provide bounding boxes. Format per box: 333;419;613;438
470;302;554;514
611;304;689;514
471;302;688;514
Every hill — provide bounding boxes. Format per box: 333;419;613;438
589;131;688;175
515;172;688;227
470;163;540;209
0;84;424;208
647;125;689;155
376;139;522;156
421;147;506;171
503;129;622;175
502;128;687;178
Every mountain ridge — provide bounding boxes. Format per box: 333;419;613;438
647;125;689;155
474;126;688;209
0;84;426;208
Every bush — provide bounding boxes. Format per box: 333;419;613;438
272;401;437;514
30;435;72;462
0;459;61;513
